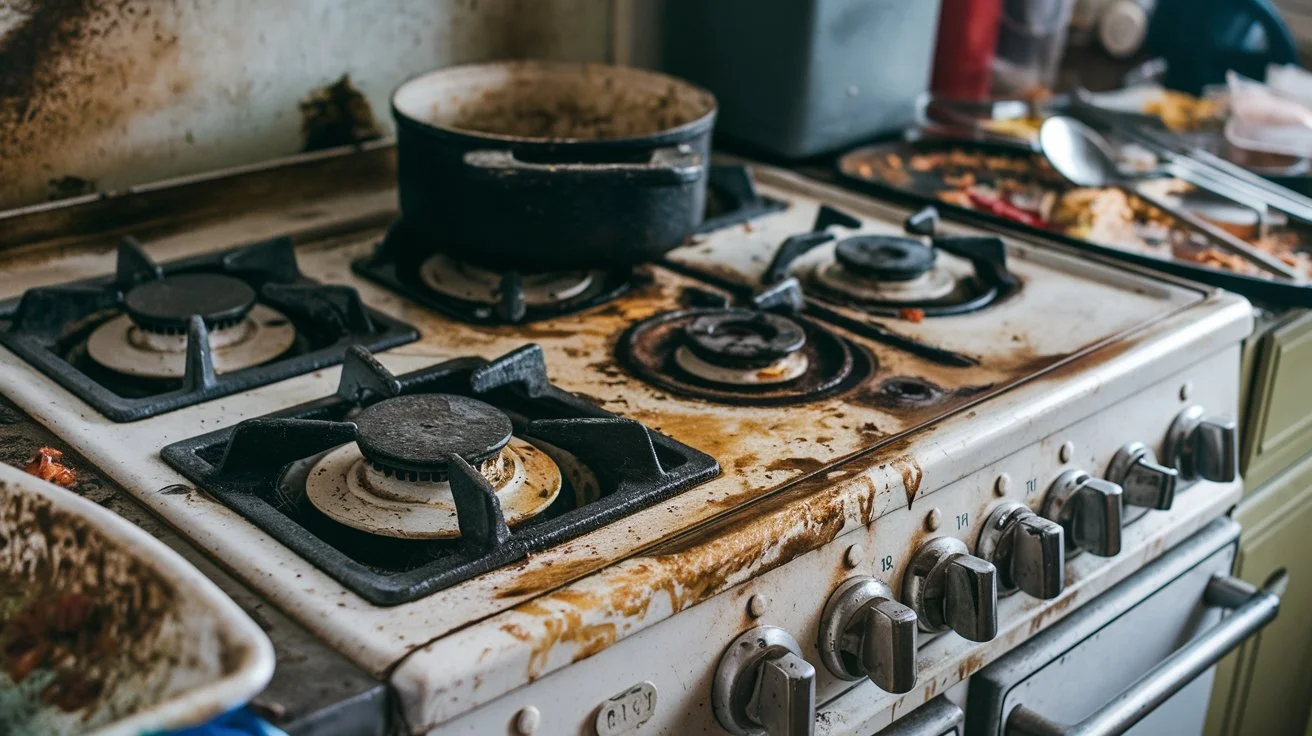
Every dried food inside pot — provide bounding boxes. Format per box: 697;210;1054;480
438;69;713;140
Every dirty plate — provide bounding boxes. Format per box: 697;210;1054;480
0;463;274;736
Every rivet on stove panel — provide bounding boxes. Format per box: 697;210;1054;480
995;473;1012;497
748;594;770;618
1180;382;1193;401
925;508;942;531
844;544;864;569
1059;441;1075;463
515;705;541;735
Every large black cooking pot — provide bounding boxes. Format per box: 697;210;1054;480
391;61;718;272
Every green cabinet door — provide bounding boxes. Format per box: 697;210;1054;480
1205;451;1312;736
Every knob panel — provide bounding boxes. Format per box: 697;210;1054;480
903;537;999;642
1043;469;1123;558
714;626;816;736
818;577;918;693
977;502;1065;599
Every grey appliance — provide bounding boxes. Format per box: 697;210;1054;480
660;0;943;158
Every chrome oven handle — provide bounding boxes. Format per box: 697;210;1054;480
1005;571;1285;736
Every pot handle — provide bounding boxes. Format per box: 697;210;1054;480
462;145;704;186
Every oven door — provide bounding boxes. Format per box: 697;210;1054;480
965;518;1283;736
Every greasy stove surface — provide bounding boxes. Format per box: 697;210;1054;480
0;156;1240;712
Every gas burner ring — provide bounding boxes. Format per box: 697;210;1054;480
124;273;257;333
304;437;562;539
875;377;944;406
813;260;958;304
683;310;808;368
419;252;596;307
618;308;874;405
84;303;297;379
353;394;513;481
834;235;937;281
673;346;810;386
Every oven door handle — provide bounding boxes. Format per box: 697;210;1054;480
1005;571;1285;736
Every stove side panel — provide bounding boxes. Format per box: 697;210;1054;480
0;0;610;209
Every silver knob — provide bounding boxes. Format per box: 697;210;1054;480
818;577;918;693
1106;442;1178;523
1164;405;1239;483
903;537;998;642
976;502;1065;599
713;626;816;736
1043;469;1122;557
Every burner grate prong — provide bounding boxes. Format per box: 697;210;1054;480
449;455;512;554
11;285;121;339
219;236;302;284
218;418;359;474
180;316;218;390
471;344;552;398
262;282;377;335
528;417;666;486
335;345;402;404
115;236;163;287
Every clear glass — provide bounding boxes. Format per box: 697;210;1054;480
993;0;1078;92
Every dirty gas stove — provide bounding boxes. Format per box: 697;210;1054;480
0;153;1249;735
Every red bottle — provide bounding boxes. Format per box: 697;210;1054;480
931;0;1004;100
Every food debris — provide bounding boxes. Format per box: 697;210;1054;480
24;446;76;487
3;591;106;712
898;307;925;323
1144;91;1221;133
849;145;1311;279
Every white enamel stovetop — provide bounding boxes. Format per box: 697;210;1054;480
0;164;1251;733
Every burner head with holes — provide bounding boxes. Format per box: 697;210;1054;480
834;236;937;282
354;394;514;481
683;311;808;369
808;235;1018;317
620;305;873;405
124;273;257;333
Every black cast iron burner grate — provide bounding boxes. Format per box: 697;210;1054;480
349;164;787;326
0;236;418;422
160;344;720;606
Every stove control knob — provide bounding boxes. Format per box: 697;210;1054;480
818;577;918;693
713;626;816;736
1043;469;1123;557
976;502;1065;599
1106;442;1178;511
903;537;998;642
1164;406;1239;483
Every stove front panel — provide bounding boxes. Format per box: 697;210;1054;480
403;347;1243;734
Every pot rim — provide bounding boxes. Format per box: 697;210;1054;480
390;60;718;146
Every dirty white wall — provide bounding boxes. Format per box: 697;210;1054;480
0;0;612;209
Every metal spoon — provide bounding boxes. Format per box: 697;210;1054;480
1038;116;1301;280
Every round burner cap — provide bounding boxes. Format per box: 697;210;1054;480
835;236;937;282
354;394;514;479
683;309;807;369
124;273;257;334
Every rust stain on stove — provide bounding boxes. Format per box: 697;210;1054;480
0;1;190;207
890;454;922;508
